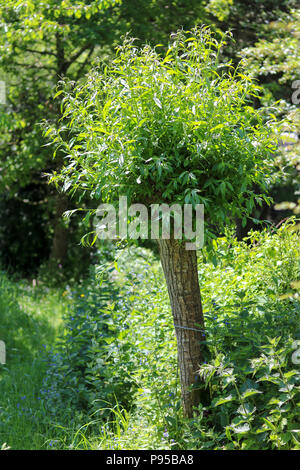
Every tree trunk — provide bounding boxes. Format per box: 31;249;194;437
157;237;205;417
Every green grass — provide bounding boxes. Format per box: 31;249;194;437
0;279;68;449
0;273;169;450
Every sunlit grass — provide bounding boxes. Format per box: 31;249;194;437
42;406;170;450
0;277;69;449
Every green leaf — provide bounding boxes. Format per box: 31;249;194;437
241;389;262;399
213;394;236;406
153;96;162;109
231;423;251;434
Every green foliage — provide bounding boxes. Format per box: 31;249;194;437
39;277;135;420
39;249;177;427
205;0;233;22
115;0;207;48
193;338;300;450
0;1;211;275
0;276;67;449
0;1;299;452
0;0;208;192
241;9;300;85
0;225;299;449
0;272;33;360
0;0;122;274
208;0;298;51
239;8;300;237
49;27;279;237
0;0;120;190
0;273;51;360
175;223;300;449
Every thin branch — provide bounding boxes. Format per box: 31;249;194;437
13;196;49;206
66;43;92;70
75;46;95;79
13;62;57;72
23;48;57;57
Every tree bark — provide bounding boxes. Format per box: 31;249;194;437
157;237;205;417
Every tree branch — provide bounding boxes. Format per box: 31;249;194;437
23;48;57;58
66;43;92;70
75;46;95;79
13;62;57;72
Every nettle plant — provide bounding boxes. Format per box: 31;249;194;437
48;27;279;417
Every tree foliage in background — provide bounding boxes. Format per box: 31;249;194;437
0;0;298;275
0;0;121;190
205;2;300;235
0;0;208;274
0;0;122;271
205;0;298;52
240;8;300;229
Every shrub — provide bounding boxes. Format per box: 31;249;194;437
40;223;299;449
174;222;300;449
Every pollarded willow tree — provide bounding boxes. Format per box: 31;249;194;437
48;27;279;417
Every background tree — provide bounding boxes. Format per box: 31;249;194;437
202;1;299;238
240;8;300;229
1;0;296;276
0;0;210;275
116;0;207;46
47;28;278;416
204;0;298;53
0;0;122;273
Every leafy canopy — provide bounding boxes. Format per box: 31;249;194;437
49;27;279;231
241;9;300;85
0;0;121;190
0;0;120;48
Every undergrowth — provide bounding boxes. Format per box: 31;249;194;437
0;222;299;449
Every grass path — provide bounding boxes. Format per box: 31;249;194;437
0;281;68;449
